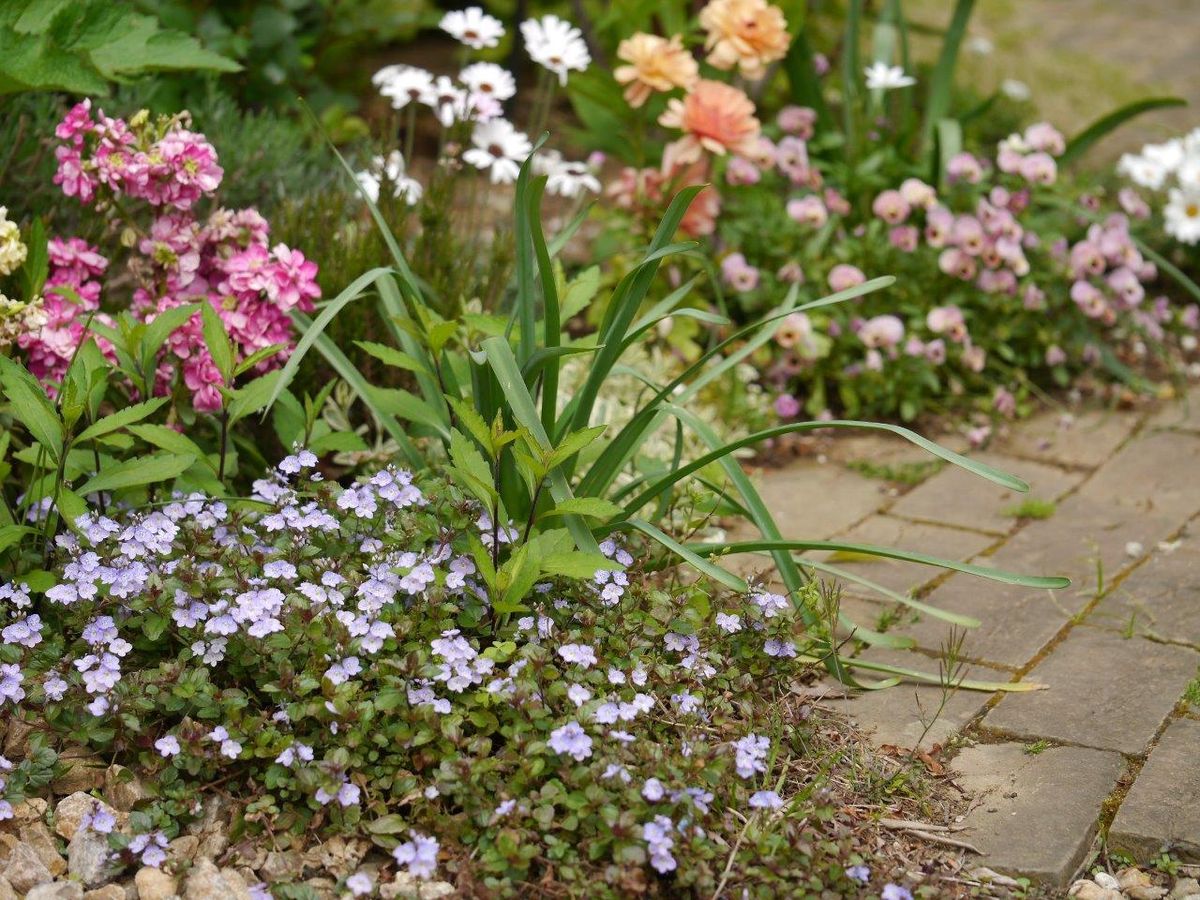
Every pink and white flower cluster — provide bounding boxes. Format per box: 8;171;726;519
23;102;320;409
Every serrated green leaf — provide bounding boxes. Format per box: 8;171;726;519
74;398;167;443
77;452;195;496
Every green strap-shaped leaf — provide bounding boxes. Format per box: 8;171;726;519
1060;97;1187;166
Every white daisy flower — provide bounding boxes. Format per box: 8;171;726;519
459;62;517;102
463;119;533;184
421;75;471;128
521;15;590;86
355;152;423;206
1117;153;1169;191
545;158;600;197
864;61;916;91
372;65;434;110
440;7;505;50
1164;187;1200;244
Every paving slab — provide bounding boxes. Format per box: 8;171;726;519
891;574;1072;670
952;743;1125;886
1109;718;1200;863
889;452;1086;535
999;407;1143;469
746;459;887;542
1090;546;1200;645
826;649;1007;751
817;515;995;598
984;627;1200;755
1148;388;1200;434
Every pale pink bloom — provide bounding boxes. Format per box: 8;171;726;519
1023;122;1065;156
721;253;760;292
938;248;976;280
924;338;947;364
775;312;812;348
786;195;827;227
1118;187;1151;220
926;305;966;341
1018;152;1057;185
1106;266;1145;307
824;189;850;216
871;190;910;224
997;144;1024;174
903;336;925;357
898;178;937;209
776;261;805;284
978;268;1017;294
776;105;816;138
924;206;954;247
946;152;983;184
827;264;865;292
774;136;810;183
858;314;904;349
725;157;761;185
962;343;986;372
774;393;801;417
967;424;992;448
889;225;918;252
1045;345;1067;366
746;136;777;168
1022;284;1046;310
952;216;985;254
993;387;1017;418
1071;281;1108;318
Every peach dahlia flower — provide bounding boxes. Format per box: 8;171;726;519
658;80;761;169
698;0;790;81
614;33;699;108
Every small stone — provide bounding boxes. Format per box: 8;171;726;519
379;872;456;900
260;850;302;883
3;841;53;893
0;875;17;900
195;831;227;860
1095;872;1121;891
167;835;199;862
1068;881;1122;900
67;827;119;888
9;798;49;829
135;865;179;900
1119;868;1169;899
27;883;85;900
103;765;147;812
2;719;34;758
53;756;107;795
83;886;127;900
1171;878;1200;899
184;858;252;900
20;823;67;877
54;794;116;842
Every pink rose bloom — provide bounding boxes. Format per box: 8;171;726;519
952;216;985;255
857;314;904;349
1045;345;1067;366
786;195;827;227
924;338;947;364
823;189;851;216
1022;284;1046;310
827;264;865;292
871;189;910;225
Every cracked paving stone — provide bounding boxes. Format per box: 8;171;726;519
1108;718;1200;862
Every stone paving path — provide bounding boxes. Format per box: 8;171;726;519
741;394;1200;888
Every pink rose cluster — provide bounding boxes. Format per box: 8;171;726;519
26;101;321;411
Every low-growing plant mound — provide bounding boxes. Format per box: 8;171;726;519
0;455;942;897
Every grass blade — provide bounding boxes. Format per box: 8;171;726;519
625;518;747;592
1060;97;1187;166
692;539;1070;590
921;0;975;153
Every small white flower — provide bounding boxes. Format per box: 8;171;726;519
440;7;505;50
1164;188;1200;244
463;119;533;184
459;62;517;102
864;62;915;91
373;65;434;110
521;15;590;85
1000;78;1031;101
355;151;423;206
